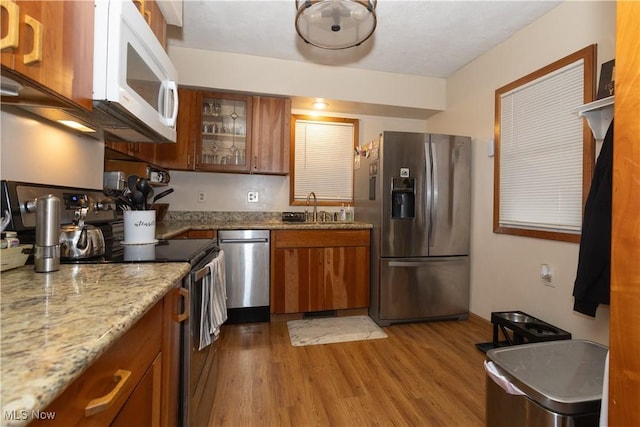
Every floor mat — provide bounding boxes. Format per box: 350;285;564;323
287;315;388;346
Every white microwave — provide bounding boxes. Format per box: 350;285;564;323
93;0;178;143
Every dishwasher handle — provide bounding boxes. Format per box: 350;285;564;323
219;238;269;244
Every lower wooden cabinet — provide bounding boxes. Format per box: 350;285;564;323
173;229;216;239
271;230;370;314
111;354;162;427
31;282;185;427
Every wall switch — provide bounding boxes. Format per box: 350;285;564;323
197;191;206;203
247;191;259;203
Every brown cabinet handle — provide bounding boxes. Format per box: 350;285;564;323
132;0;144;14
23;14;42;64
0;0;19;50
85;369;132;417
177;288;189;323
144;9;152;25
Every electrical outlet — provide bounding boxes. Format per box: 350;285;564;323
540;264;555;287
197;191;206;203
247;191;259;203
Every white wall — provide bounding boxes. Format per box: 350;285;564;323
168;47;446;112
167;110;428;211
0;109;105;188
426;1;615;344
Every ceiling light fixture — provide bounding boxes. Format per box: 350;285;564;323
295;0;377;50
312;99;328;109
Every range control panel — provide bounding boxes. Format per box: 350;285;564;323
1;181;117;231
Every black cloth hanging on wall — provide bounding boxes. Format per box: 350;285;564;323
573;120;614;317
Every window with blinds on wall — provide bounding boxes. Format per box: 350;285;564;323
494;45;596;242
293;118;356;203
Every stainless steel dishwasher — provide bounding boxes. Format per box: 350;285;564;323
218;229;270;323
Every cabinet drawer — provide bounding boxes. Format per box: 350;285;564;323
188;229;216;239
273;229;370;248
31;303;163;426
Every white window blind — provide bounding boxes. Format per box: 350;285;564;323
499;59;584;233
294;120;354;202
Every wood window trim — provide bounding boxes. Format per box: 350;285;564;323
289;114;360;206
493;44;597;243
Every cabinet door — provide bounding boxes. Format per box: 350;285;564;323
31;303;163;426
272;247;325;314
133;0;167;49
324;245;370;310
251;96;291;175
188;229;216;239
105;141;156;164
161;284;186;427
1;1;93;110
130;142;157;164
155;88;198;170
111;354;162;427
196;92;253;173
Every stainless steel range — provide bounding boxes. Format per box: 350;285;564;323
1;181;225;427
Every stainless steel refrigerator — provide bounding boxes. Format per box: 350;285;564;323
354;131;471;326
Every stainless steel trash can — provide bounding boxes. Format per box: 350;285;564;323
485;340;608;427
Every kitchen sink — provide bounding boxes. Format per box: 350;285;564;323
281;211;348;223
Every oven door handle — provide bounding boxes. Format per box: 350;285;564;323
194;264;211;282
177;288;189;323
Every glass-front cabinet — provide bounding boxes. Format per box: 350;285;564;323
196;93;253;172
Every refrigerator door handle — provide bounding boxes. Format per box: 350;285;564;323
431;139;438;241
424;140;433;246
389;260;456;267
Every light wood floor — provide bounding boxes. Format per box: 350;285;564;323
207;315;493;427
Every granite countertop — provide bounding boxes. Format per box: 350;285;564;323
156;219;372;239
0;262;190;427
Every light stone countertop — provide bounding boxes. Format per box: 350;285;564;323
0;262;190;427
156;220;372;239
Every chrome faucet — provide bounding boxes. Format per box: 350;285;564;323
306;192;317;222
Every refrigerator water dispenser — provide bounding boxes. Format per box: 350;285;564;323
391;177;415;219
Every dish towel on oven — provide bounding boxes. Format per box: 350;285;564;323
199;250;227;350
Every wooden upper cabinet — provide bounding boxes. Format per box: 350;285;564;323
106;141;157;165
196;92;254;173
251;96;291;175
155;89;291;175
0;0;94;110
153;88;292;175
154;88;199;170
132;0;167;49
